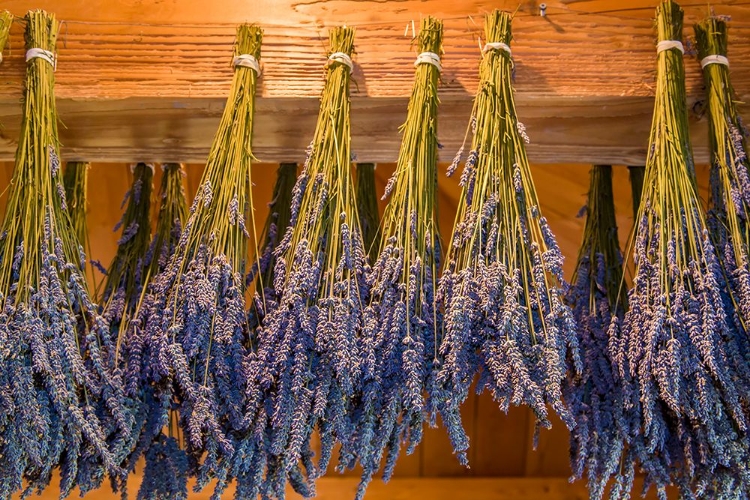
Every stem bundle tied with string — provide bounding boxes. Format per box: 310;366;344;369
352;17;443;496
563;166;628;500
355;163;381;263
247;26;369;499
0;11;132;498
694;15;750;497
436;9;580;464
610;2;750;498
0;11;11;60
137;25;264;499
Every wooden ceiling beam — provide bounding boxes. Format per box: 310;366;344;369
0;0;748;164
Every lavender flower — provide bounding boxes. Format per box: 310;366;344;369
436;11;579;472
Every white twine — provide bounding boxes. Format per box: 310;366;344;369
0;53;3;64
656;40;684;54
414;51;442;72
701;54;729;69
26;48;56;70
233;53;261;74
328;51;353;74
482;42;512;57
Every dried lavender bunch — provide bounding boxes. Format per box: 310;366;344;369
63;161;99;286
63;162;90;252
126;163;189;500
136;25;264;499
563;166;628;500
436;9;580;465
694;16;750;498
247;26;369;498
349;17;443;496
609;2;750;497
248;162;297;332
102;163;154;348
0;11;132;498
355;162;381;263
0;11;11;59
147;163;189;279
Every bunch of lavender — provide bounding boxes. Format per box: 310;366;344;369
102;163;154;350
137;26;264;499
563;166;628;500
436;9;580;465
247;27;369;498
355;162;381;263
0;11;131;498
248;162;297;332
696;17;750;357
0;11;11;59
63;161;99;287
609;2;750;497
693;16;750;498
350;17;443;496
126;163;189;500
147;163;189;279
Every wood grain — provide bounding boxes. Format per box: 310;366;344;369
0;0;747;163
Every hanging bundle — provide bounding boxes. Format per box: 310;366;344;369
137;26;263;499
247;26;368;498
0;11;11;61
146;163;189;279
125;162;189;500
355;162;381;263
63;161;99;287
0;11;132;497
352;17;443;495
249;162;297;329
693;15;750;497
610;2;750;497
101;163;154;345
63;162;91;253
437;9;580;462
563;166;628;500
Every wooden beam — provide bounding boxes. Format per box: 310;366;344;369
0;0;748;164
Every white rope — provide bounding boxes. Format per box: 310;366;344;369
656;40;684;54
482;42;512;57
0;53;3;64
233;53;261;74
414;51;442;72
328;51;353;74
701;54;729;69
26;48;56;70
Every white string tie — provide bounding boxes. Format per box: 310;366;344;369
482;42;512;57
233;54;261;74
414;51;442;72
701;54;729;69
656;40;684;54
328;52;353;74
26;48;56;70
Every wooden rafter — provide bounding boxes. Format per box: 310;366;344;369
0;0;748;163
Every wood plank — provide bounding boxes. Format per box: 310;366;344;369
0;0;748;163
16;476;673;499
471;398;531;476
